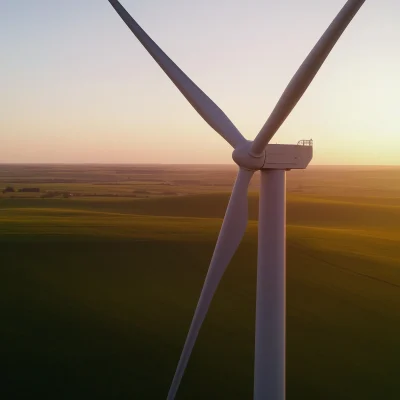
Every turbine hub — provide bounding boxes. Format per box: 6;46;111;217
232;141;265;170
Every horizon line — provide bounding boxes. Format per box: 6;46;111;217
0;162;399;168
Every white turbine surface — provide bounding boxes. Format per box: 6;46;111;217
107;1;366;399
251;0;366;156
167;167;254;399
108;0;246;149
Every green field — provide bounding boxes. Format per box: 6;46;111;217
1;165;399;399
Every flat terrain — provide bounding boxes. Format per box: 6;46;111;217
1;164;399;399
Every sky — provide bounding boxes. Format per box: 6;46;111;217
1;0;399;165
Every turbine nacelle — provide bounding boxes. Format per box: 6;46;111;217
232;140;313;170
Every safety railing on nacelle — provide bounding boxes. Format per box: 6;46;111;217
297;139;313;146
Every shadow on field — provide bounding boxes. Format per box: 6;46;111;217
1;236;399;399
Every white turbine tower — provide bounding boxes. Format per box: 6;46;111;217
108;1;366;398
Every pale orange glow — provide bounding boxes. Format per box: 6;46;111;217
1;0;399;164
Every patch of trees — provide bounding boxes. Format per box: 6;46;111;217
2;186;15;193
2;186;41;193
18;188;40;193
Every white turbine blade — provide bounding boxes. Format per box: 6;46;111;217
251;0;366;155
167;168;254;400
108;0;246;149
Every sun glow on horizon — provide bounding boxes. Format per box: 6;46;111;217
1;0;399;165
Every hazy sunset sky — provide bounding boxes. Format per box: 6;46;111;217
1;0;399;164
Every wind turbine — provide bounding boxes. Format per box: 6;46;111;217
107;0;366;398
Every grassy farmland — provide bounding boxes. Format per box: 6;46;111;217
1;164;399;399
